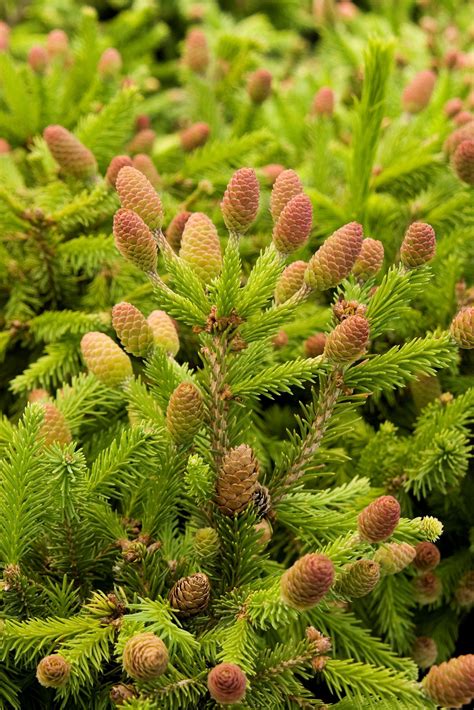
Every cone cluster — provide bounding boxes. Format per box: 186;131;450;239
122;632;168;680
281;553;334;610
169;572;210;615
216;445;259;516
305;222;363;291
80;332;132;387
358;495;401;543
221;168;260;234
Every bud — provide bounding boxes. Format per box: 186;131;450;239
281;553;335;610
36;655;71;688
374;542;416;575
453;139;474;185
180;122;210;151
270;169;303;222
454;111;474;127
28;388;49;403
337;559;381;597
28;45;48;73
402;70;436;114
122;633;168;680
207;663;247;705
0;21;10;51
304;332;327;357
166;211;192;252
216;444;259;516
169;572;210;615
127;128;156;156
98;48;122;77
444;97;463;118
333;299;367;322
46;29;68;58
312;87;334;116
183;28;209;74
352;238;384;280
0;138;10;153
147;310;180;356
273;330;289;348
113;208;157;273
116;165;163;232
112;302;154;357
450;307;474;349
136;114;151;131
132;154;161;189
179;212;222;283
413;571;442;604
411;637;438;669
275;261;307;304
305;222;363;291
166;382;204;444
423;655;474;708
43;125;97;179
358;495;401;543
324;314;369;364
247;69;272;104
105;155;133;188
455;571;474;607
273;193;313;254
221;168;260;234
194;527;220;560
80;332;132;386
410;374;442;411
38;402;72;446
400;222;436;268
261;163;285;184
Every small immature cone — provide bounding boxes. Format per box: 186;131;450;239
453;139;474;185
247;69;272;104
166;382;204;444
413;572;442;604
312;87;334;116
38;403;72;446
450;307;474;349
400;222;436;268
410;374;441;411
337;559;380;598
80;332;132;387
273;193;313;254
122;633;168;680
116;166;163;231
36;655;71;688
261;163;285;184
28;45;49;73
444;121;474;156
43;125;97;179
281;553;335;610
136;114;151;131
105;155;133;188
221;168;260;234
402;70;436;114
0;21;10;51
251;483;272;519
132;154;161;189
28;388;49;403
358;495;401;543
305;222;363;291
422;655;474;708
98;48;122;77
112;302;154;357
304;332;327;357
179;213;222;283
0;138;10;153
180;122;210;151
183;28;209;74
193;527;220;560
352;238;384;280
113;209;157;273
455;571;474;607
454;111;474;127
444;97;463;118
275;261;307;304
169;572;210;615
411;637;438;669
166;211;192;252
127;129;156;157
147;310;179;356
46;29;68;58
324;315;369;364
270;169;303;222
374;542;416;575
207;663;247;705
216;444;259;516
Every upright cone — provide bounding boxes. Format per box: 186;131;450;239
44;125;97;179
112;302;154;357
275;261;307;304
147;310;179;356
221;168;260;234
81;332;132;387
324;315;369;364
38;402;72;446
179;213;222;283
122;633;168;680
216;444;259;516
358;495;401;543
400;222;436;268
272;194;313;254
169;573;210;615
305;222;363;291
281;553;334;610
113;208;157;273
423;655;474;708
270;169;303;222
166;382;204;444
116;166;163;231
336;559;380;597
450;307;474;349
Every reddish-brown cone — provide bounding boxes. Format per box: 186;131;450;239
450;307;474;349
221;168;260;234
453;139;474;185
112;302;154;357
183;28;209;74
304;332;327;357
215;444;259;516
400;222;436;268
413;542;441;571
166;211;192;252
275;261;307;304
412;637;438;669
28;45;48;73
169;572;210;615
105;155;133;188
352;238;384;280
207;663;247;705
423;655;474;708
358;495;401;543
247;69;272;104
324;315;369;364
270;169;303;222
413;571;442;604
98;48;122;77
43;125;97;179
305;222;363;291
180;122;210;151
312;87;335;116
281;553;335;610
132;154;161;189
273;193;313;254
127;129;156;156
402;70;436;113
113;208;157;273
116;166;163;231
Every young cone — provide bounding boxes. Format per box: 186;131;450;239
413;541;441;571
98;47;122;77
358;495;401;543
80;332;132;387
105;155;133;189
455;571;474;607
122;633;168;680
324;315;369;364
402;70;436;113
400;222;436;268
166;382;204;444
413;571;442;604
28;45;48;73
453;139;474;185
113;208;157;273
112;302;154;357
411;637;438;669
169;573;210;615
352;238;384;280
247;68;272;104
207;663;247;705
272;193;313;254
43;125;97;180
422;655;474;708
38;403;72;447
305;222;363;291
450;307;474;349
304;333;327;357
127;129;156;156
47;29;68;57
270;169;303;222
183;28;209;74
374;542;416;575
147;310;179;356
444;121;474;156
262;163;285;185
132;154;161;189
193;527;220;560
180;122;210;151
281;553;335;610
116;166;163;231
336;559;381;598
275;261;307;304
179;213;222;283
221;168;260;234
36;655;71;688
215;444;259;516
166;211;192;252
312;86;335;116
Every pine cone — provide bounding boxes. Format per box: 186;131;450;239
193;527;220;560
221;168;260;234
110;684;137;706
272;193;313;254
207;663;247;705
445;98;463;118
281;553;335;610
352;238;384;280
312;87;334;116
358;495;401;543
454;111;474;127
0;21;10;51
38;402;72;447
122;632;168;680
275;261;307;304
413;571;442;604
411;637;438;669
36;655;71;688
400;222;436;268
305;222;363;291
413;542;441;571
251;483;272;519
179;213;222;283
47;29;68;57
451;307;474;349
147;310;180;356
304;332;327;357
43;125;97;179
261;163;285;185
270;169;303;222
183;28;209;74
423;655;474;708
336;559;380;597
28;45;48;73
112;302;154;357
402;70;436;113
116;166;163;231
180;122;210;152
80;332;132;387
324;314;369;364
215;445;259;516
106;155;133;188
254;519;272;545
374;542;416;575
410;374;442;411
166;382;204;444
0;138;10;154
166;211;192;252
247;69;272;104
444;121;474;156
127;129;156;156
455;571;474;607
113;208;157;273
132;154;161;189
169;572;210;615
98;47;122;77
453;139;474;186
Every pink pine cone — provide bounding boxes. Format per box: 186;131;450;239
112;302;154;357
444;98;463;118
304;332;327;357
183;28;209;74
247;69;272;104
147;310;180;356
374;542;416;575
207;663;247;705
46;29;68;58
43;125;97;179
116;166;163;231
179;212;222;283
450;307;474;349
105;155;133;188
28;45;48;73
358;495;401;543
221;168;260;234
38;403;72;447
113;208;157;273
98;47;122;77
324;314;369;364
400;222;436;268
444;121;474;156
132;154;161;189
453;139;474;185
402;70;436;114
281;553;335;610
272;193;313;254
270;169;303;222
80;332;132;387
305;222;363;291
423;655;474;707
275;260;307;304
312;87;335;116
180;123;210;152
261;163;285;185
166;211;192;252
127;129;156;156
352;238;384;280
